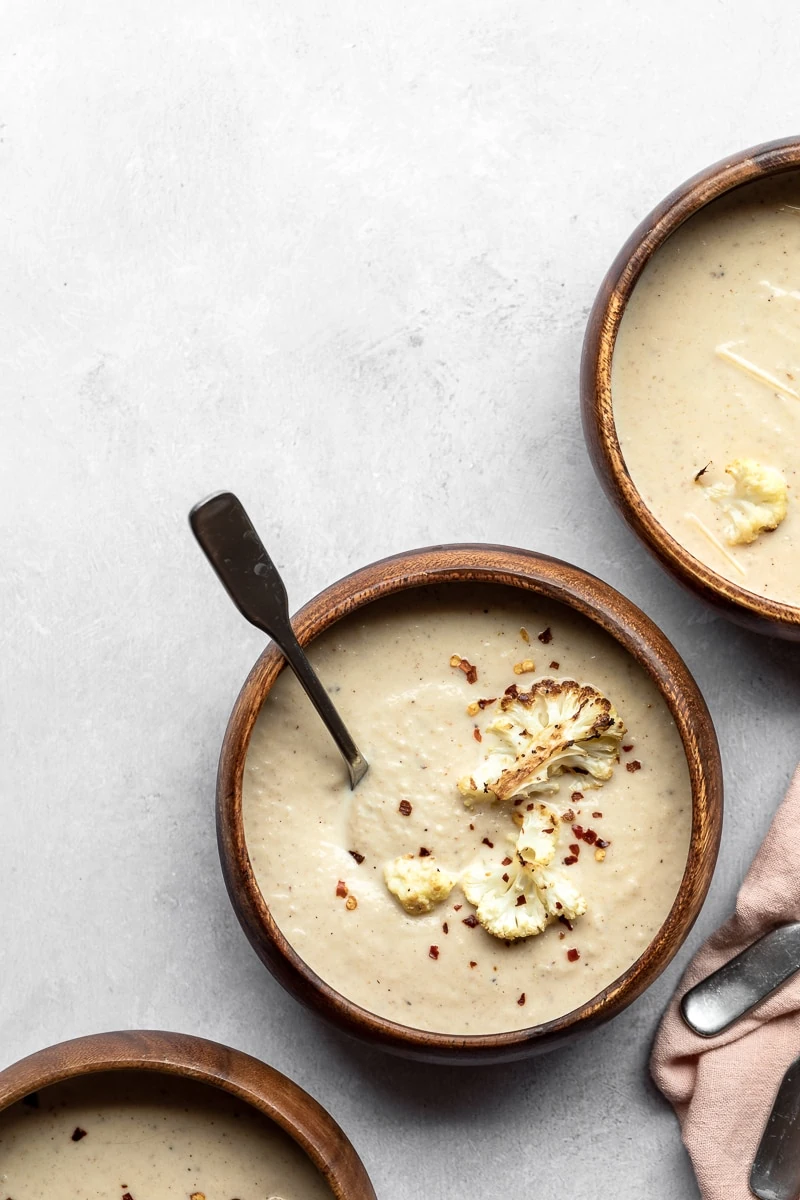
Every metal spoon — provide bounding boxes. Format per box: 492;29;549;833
681;922;800;1038
189;491;368;789
751;1051;800;1200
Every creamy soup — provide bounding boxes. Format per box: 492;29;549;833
612;171;800;603
243;585;692;1035
0;1072;332;1199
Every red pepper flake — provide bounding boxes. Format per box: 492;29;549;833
462;914;479;928
501;856;513;866
335;880;348;898
541;827;554;834
450;655;478;684
513;795;525;807
71;1127;87;1142
562;808;575;823
418;846;431;857
563;855;578;866
398;799;413;816
583;828;598;845
626;760;642;773
517;992;526;1006
592;812;603;819
477;696;496;709
454;903;463;911
623;744;634;752
502;873;510;882
348;850;365;864
538;627;553;644
429;945;440;960
482;837;494;848
442;922;449;934
122;1194;134;1200
504;683;519;698
469;960;477;968
473;727;482;742
571;792;584;802
567;948;581;963
596;837;610;849
526;803;534;811
559;915;574;930
515;894;526;906
549;660;560;670
555;901;562;910
569;843;580;856
468;823;475;831
572;824;584;839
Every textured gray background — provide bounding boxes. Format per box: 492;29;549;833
3;2;800;1196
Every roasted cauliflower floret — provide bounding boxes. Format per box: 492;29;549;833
704;458;788;545
458;679;624;804
515;801;560;867
383;853;457;915
461;855;548;940
532;865;588;921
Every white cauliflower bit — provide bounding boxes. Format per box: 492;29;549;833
383;854;457;915
461;855;548;940
515;801;560;867
704;458;788;545
458;679;624;805
532;865;588;921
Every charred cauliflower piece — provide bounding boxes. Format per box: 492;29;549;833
459;679;624;804
383;853;457;915
705;458;788;545
461;855;548;940
515;801;560;867
532;865;588;921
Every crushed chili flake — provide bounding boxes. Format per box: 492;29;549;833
517;992;526;1006
429;945;440;960
549;660;560;669
626;760;642;773
559;915;574;930
563;855;578;866
473;727;482;742
583;828;598;845
71;1127;87;1142
562;808;575;823
418;846;431;857
567;948;580;963
623;743;634;752
592;812;603;819
513;795;525;807
526;803;534;811
442;922;449;934
450;655;478;684
538;627;553;644
502;872;510;882
478;696;496;709
469;823;475;831
596;837;610;849
122;1194;134;1200
572;824;584;839
541;827;554;834
348;850;365;864
555;901;563;910
469;960;477;968
501;856;513;866
520;627;530;643
398;799;413;816
482;837;494;848
335;880;348;898
515;894;527;906
454;903;463;911
569;843;580;856
345;894;358;911
571;792;584;802
462;914;479;928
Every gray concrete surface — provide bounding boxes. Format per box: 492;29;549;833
3;2;800;1196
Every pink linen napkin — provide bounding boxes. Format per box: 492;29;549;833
651;765;800;1199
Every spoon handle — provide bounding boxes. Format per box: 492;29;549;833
189;491;368;789
680;922;800;1038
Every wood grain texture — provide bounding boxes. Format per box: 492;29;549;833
217;544;723;1065
581;135;800;639
0;1030;376;1200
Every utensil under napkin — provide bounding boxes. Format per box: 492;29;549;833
651;765;800;1200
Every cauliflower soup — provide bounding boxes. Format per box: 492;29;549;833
612;171;800;604
242;584;692;1036
0;1072;332;1200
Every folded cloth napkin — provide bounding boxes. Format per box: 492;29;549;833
651;765;800;1199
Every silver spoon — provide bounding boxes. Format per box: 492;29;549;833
681;922;800;1038
751;1052;800;1200
189;491;368;789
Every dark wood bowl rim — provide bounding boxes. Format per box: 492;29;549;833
582;135;800;632
218;543;722;1058
0;1029;376;1200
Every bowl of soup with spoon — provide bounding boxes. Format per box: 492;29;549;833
583;135;800;638
216;543;722;1063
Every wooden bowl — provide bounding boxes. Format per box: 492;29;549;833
0;1029;376;1199
218;543;723;1064
582;135;800;639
